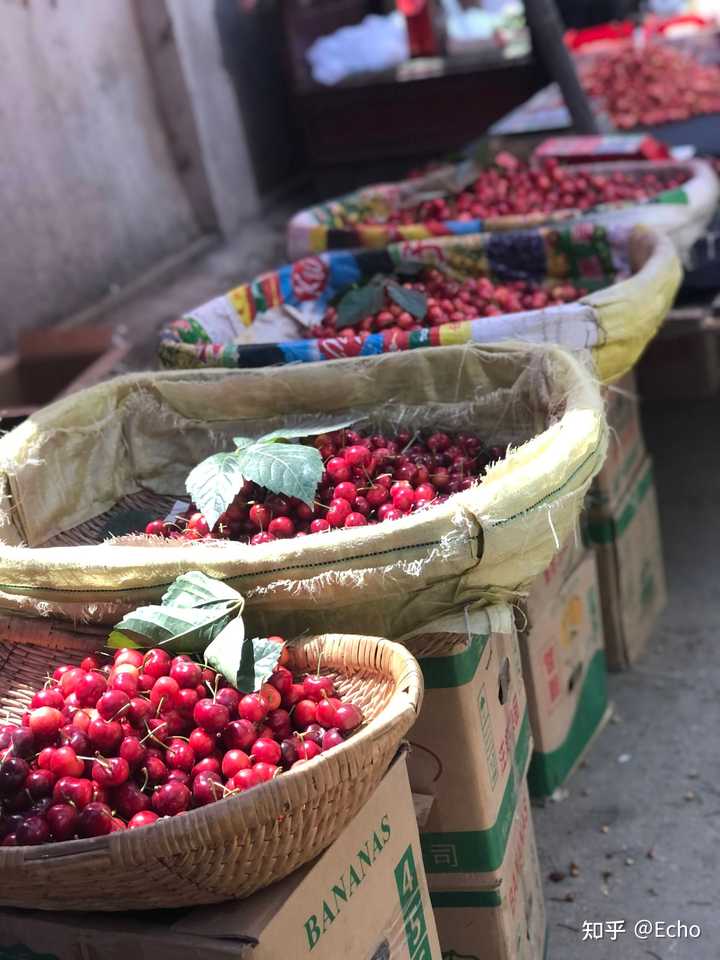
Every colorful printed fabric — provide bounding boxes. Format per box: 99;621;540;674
159;224;631;371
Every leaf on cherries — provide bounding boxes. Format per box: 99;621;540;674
186;452;246;531
162;570;243;609
205;625;282;693
336;282;386;328
386;282;427;320
235;442;323;507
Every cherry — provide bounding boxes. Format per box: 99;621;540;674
303;723;325;746
16;816;51;846
345;445;371;468
222;719;256;751
166;769;191;787
28;707;64;739
316;697;341;729
187;512;210;536
293;700;317;729
143;755;168;786
192;757;221;778
344;512;367;527
75;672;107;707
192;772;224;806
251;532;276;545
150;675;180;710
335;703;363;732
110;670;139;698
59;667;84;696
88;718;123;754
49;747;84;779
322;728;345;751
53;776;93;809
193;700;230;734
59;727;90;757
8;728;35;758
26;769;55;799
113;781;150;819
310;518;331;533
174;688;199;715
165;740;195;772
295;739;321;761
145;520;165;536
253;762;279;782
30;689;64;711
152;781;191;816
303;675;335;702
333;481;356;503
170;659;202;689
326;458;351;482
189;727;216;758
268;516;295;539
268;667;293;697
266;708;292;740
97;690;130;721
44;803;78;842
143;649;172;679
37;747;55;771
280;739;298;768
77;802;113;838
238;694;267;724
249;504;272;530
92;756;130;787
221;749;250;778
228;768;259;793
115;648;145;669
251;737;281;765
128;811;159;829
282;683;305;710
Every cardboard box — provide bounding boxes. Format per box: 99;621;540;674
592;371;645;512
521;549;610;798
404;605;531;884
0;753;441;960
0;324;128;427
430;784;547;960
587;456;667;669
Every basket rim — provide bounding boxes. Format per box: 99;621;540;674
0;632;423;867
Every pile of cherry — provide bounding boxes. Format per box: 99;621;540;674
309;269;586;340
144;428;506;545
374;156;689;224
0;643;363;845
581;44;720;129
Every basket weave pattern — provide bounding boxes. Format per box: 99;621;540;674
0;629;422;911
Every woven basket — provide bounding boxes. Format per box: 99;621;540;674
0;624;422;911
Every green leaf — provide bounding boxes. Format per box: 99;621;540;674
337;282;386;328
394;259;426;277
386;282;427;320
161;571;243;610
113;598;240;652
108;629;141;650
236;442;323;506
205;627;282;692
260;416;361;443
186;452;245;530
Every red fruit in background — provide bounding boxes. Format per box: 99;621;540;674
303;723;325;746
345;444;371;468
58;727;89;756
167;769;191;787
326;457;350;482
193;699;230;734
174;688;199;715
37;747;55;771
115;648;145;668
28;707;64;739
77;802;113;838
47;803;79;841
152;781;191;816
268;667;293;697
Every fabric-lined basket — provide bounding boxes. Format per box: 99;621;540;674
0;627;422;911
158;224;680;384
287;158;718;260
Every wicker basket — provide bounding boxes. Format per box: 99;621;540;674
0;624;422;911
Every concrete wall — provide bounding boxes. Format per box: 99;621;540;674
0;0;200;350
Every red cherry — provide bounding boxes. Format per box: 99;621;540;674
145;520;165;536
192;772;224;806
87;718;123;754
47;803;79;841
189;727;216;758
303;675;335;702
192;757;221;778
253;762;279;782
74;672;107;707
252;737;281;765
193;699;230;734
238;694;268;724
53;776;93;809
143;755;168;785
221;719;256;751
335;703;363;732
215;688;240;715
92;756;130;787
316;697;341;728
97;690;130;721
295;739;321;761
110;670;139;697
128;811;160;829
30;689;64;711
327;498;351;527
26;769;55;800
126;697;153;727
293;700;317;729
16;816;51;846
49;747;84;779
221;749;251;778
169;659;203;689
150;676;180;710
268;516;295;539
310;518;331;533
114;648;145;668
28;707;64;739
266;708;292;740
77;802;113;838
249;504;272;530
143;649;172;679
165;740;195;773
113;781;150;820
59;667;84;696
187;512;210;536
152;782;191;816
333;481;357;503
227;768;259;793
322;728;345;751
